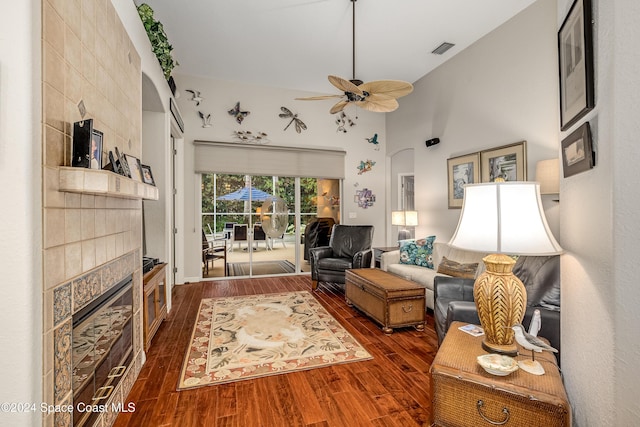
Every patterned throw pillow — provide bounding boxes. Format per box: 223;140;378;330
399;236;436;269
436;256;479;279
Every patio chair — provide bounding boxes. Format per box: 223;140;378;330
230;224;248;252
202;230;227;275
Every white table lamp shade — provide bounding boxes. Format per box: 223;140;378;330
449;182;562;255
391;210;418;227
535;158;560;195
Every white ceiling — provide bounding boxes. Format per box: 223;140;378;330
140;0;538;94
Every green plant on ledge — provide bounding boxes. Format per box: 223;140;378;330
137;3;178;80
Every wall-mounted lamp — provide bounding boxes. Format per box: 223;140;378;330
535;158;560;201
391;210;419;242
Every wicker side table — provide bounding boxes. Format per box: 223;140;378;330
430;321;571;427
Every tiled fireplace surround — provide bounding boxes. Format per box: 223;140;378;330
42;1;146;426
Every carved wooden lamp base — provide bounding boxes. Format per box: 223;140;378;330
474;254;527;356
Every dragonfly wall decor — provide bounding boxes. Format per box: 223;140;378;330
279;107;307;133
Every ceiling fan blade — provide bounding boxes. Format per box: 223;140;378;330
295;95;343;101
329;100;349;114
328;75;363;95
355;98;400;113
359;80;414;99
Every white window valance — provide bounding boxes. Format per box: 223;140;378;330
193;141;346;179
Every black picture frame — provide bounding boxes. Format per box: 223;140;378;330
558;0;595;131
72;119;93;168
561;121;594;177
140;164;156;186
114;147;130;178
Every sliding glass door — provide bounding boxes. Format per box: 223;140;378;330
202;173;339;278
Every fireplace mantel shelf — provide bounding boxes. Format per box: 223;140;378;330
59;167;159;200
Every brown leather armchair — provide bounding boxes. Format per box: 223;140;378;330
310;224;374;291
434;255;561;361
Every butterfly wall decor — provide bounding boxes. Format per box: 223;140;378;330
357;159;376;175
279;107;307;133
228;102;250;124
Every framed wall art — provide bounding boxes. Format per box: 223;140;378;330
558;0;594;131
447;152;480;209
561;121;594;177
480;141;527;183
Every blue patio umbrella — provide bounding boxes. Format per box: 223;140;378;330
217;186;273;201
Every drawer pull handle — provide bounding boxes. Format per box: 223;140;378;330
477;400;510;425
108;365;126;378
92;386;114;402
402;304;413;313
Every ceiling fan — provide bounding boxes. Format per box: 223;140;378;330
296;0;413;114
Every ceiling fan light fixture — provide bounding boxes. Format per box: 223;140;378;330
295;0;413;113
431;42;455;55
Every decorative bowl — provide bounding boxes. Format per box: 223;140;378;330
477;354;519;376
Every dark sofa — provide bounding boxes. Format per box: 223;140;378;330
434;255;561;360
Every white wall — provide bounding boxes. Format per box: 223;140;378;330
0;0;42;425
557;0;640;425
172;74;387;282
386;0;560;244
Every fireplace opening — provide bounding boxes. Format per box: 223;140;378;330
72;277;133;427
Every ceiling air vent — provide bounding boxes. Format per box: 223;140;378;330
431;42;455;55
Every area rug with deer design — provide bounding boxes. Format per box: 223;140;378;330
178;290;373;390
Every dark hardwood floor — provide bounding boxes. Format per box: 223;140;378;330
114;275;439;427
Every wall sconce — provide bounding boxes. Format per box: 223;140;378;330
535;158;560;201
391;210;418;242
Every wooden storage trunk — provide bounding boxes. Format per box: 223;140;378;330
345;268;425;334
431;321;571;427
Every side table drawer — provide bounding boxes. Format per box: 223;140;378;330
432;370;571;427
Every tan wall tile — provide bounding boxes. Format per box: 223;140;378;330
44;245;65;290
43;166;65;208
64;25;82;73
43;83;65;132
43;1;64;56
44;125;65;168
64;0;82;40
64;241;82;279
65;208;82;243
95;236;107;265
81;239;96;271
94;208;106;237
44;208;65;248
43;41;64;93
81;208;95;240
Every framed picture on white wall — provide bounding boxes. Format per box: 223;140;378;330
558;0;595;131
447;152;480;209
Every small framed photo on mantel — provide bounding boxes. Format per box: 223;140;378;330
140;164;156;186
